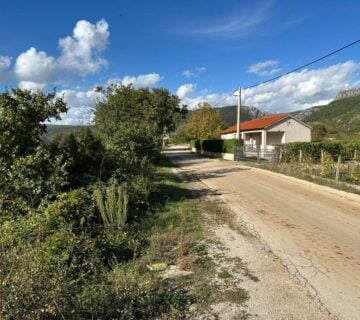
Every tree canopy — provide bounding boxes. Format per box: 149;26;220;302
94;85;186;169
0;89;66;165
183;102;221;140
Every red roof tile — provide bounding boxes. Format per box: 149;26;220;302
222;114;288;134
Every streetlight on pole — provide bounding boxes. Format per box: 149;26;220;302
236;87;241;139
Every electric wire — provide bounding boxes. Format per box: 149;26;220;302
212;39;360;107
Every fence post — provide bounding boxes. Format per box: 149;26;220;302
257;145;260;163
321;149;324;164
299;150;302;163
279;150;283;162
354;150;357;160
335;155;341;183
350;162;355;178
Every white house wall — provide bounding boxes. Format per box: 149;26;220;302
221;132;237;139
267;118;311;143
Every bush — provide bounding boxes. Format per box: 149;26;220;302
190;139;243;154
49;128;114;188
0;189;141;319
279;141;360;162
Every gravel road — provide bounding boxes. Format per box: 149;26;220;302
165;146;360;320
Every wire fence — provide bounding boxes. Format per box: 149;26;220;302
236;147;360;190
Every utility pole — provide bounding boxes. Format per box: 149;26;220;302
236;87;241;139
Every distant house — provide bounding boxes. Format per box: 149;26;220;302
221;114;311;152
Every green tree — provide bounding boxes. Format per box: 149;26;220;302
94;85;185;171
0;89;67;166
311;123;327;141
183;102;221;139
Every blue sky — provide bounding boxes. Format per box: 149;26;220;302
1;0;360;124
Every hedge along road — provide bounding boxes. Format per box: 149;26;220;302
165;145;360;320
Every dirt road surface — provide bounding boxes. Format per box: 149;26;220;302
165;146;360;320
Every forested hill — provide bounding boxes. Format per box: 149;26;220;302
215;105;268;127
44;124;86;141
292;95;360;139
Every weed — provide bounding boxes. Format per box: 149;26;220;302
218;269;233;279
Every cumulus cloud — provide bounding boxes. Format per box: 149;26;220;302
248;60;281;76
182;67;207;78
55;88;104;125
243;60;359;112
182;61;359;113
107;73;163;88
18;81;48;90
177;83;196;99
11;19;109;90
14;48;56;89
52;73;164;125
57;19;109;74
182;92;237;109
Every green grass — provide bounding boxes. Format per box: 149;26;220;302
126;157;216;318
133;156;251;318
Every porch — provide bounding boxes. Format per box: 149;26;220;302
242;130;284;158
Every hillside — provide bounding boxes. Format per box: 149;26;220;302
292;95;360;139
44;124;86;141
215;105;268;127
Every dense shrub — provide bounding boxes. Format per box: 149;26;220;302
190;139;243;154
49;128;114;188
279;141;360;162
0;189;143;319
0;86;190;319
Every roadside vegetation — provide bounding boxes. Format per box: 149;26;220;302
0;85;198;319
0;85;252;319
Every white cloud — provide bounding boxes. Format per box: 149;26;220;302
0;56;12;82
244;61;359;112
248;60;281;76
183;3;271;39
12;19;109;90
55;88;104;125
182;92;236;109
18;81;48;90
182;61;359;113
54;73;164;125
182;66;207;78
108;73;163;88
14;48;56;89
0;56;11;71
177;83;196;99
57;19;109;75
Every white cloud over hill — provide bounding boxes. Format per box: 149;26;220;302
180;61;359;113
243;60;359;112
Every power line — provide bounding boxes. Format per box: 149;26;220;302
213;39;360;107
213;88;238;108
245;39;360;89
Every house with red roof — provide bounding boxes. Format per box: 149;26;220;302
221;114;311;153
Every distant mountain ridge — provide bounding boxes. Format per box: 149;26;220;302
215;105;268;127
43;124;86;141
335;87;360;100
218;90;360;140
